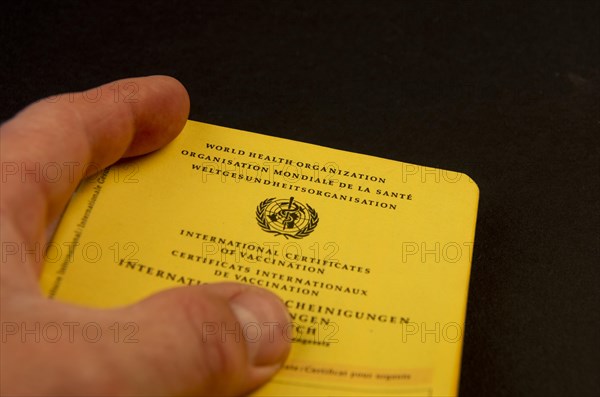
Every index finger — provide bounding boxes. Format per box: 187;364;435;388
0;75;189;269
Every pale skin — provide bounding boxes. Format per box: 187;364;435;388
0;76;292;396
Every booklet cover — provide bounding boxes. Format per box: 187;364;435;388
40;120;479;396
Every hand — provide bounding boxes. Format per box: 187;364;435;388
0;76;292;396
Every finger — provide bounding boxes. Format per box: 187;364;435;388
123;284;292;396
0;75;189;241
0;284;292;396
0;76;189;285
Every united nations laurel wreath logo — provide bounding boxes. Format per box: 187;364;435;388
256;197;319;239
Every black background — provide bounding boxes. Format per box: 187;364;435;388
1;1;598;396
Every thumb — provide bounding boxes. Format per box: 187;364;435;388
106;283;292;396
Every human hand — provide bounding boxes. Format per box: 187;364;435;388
0;76;292;396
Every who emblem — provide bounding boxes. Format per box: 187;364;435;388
256;197;319;239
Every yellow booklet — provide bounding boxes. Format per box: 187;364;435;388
41;120;479;396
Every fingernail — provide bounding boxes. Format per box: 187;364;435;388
230;288;292;368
